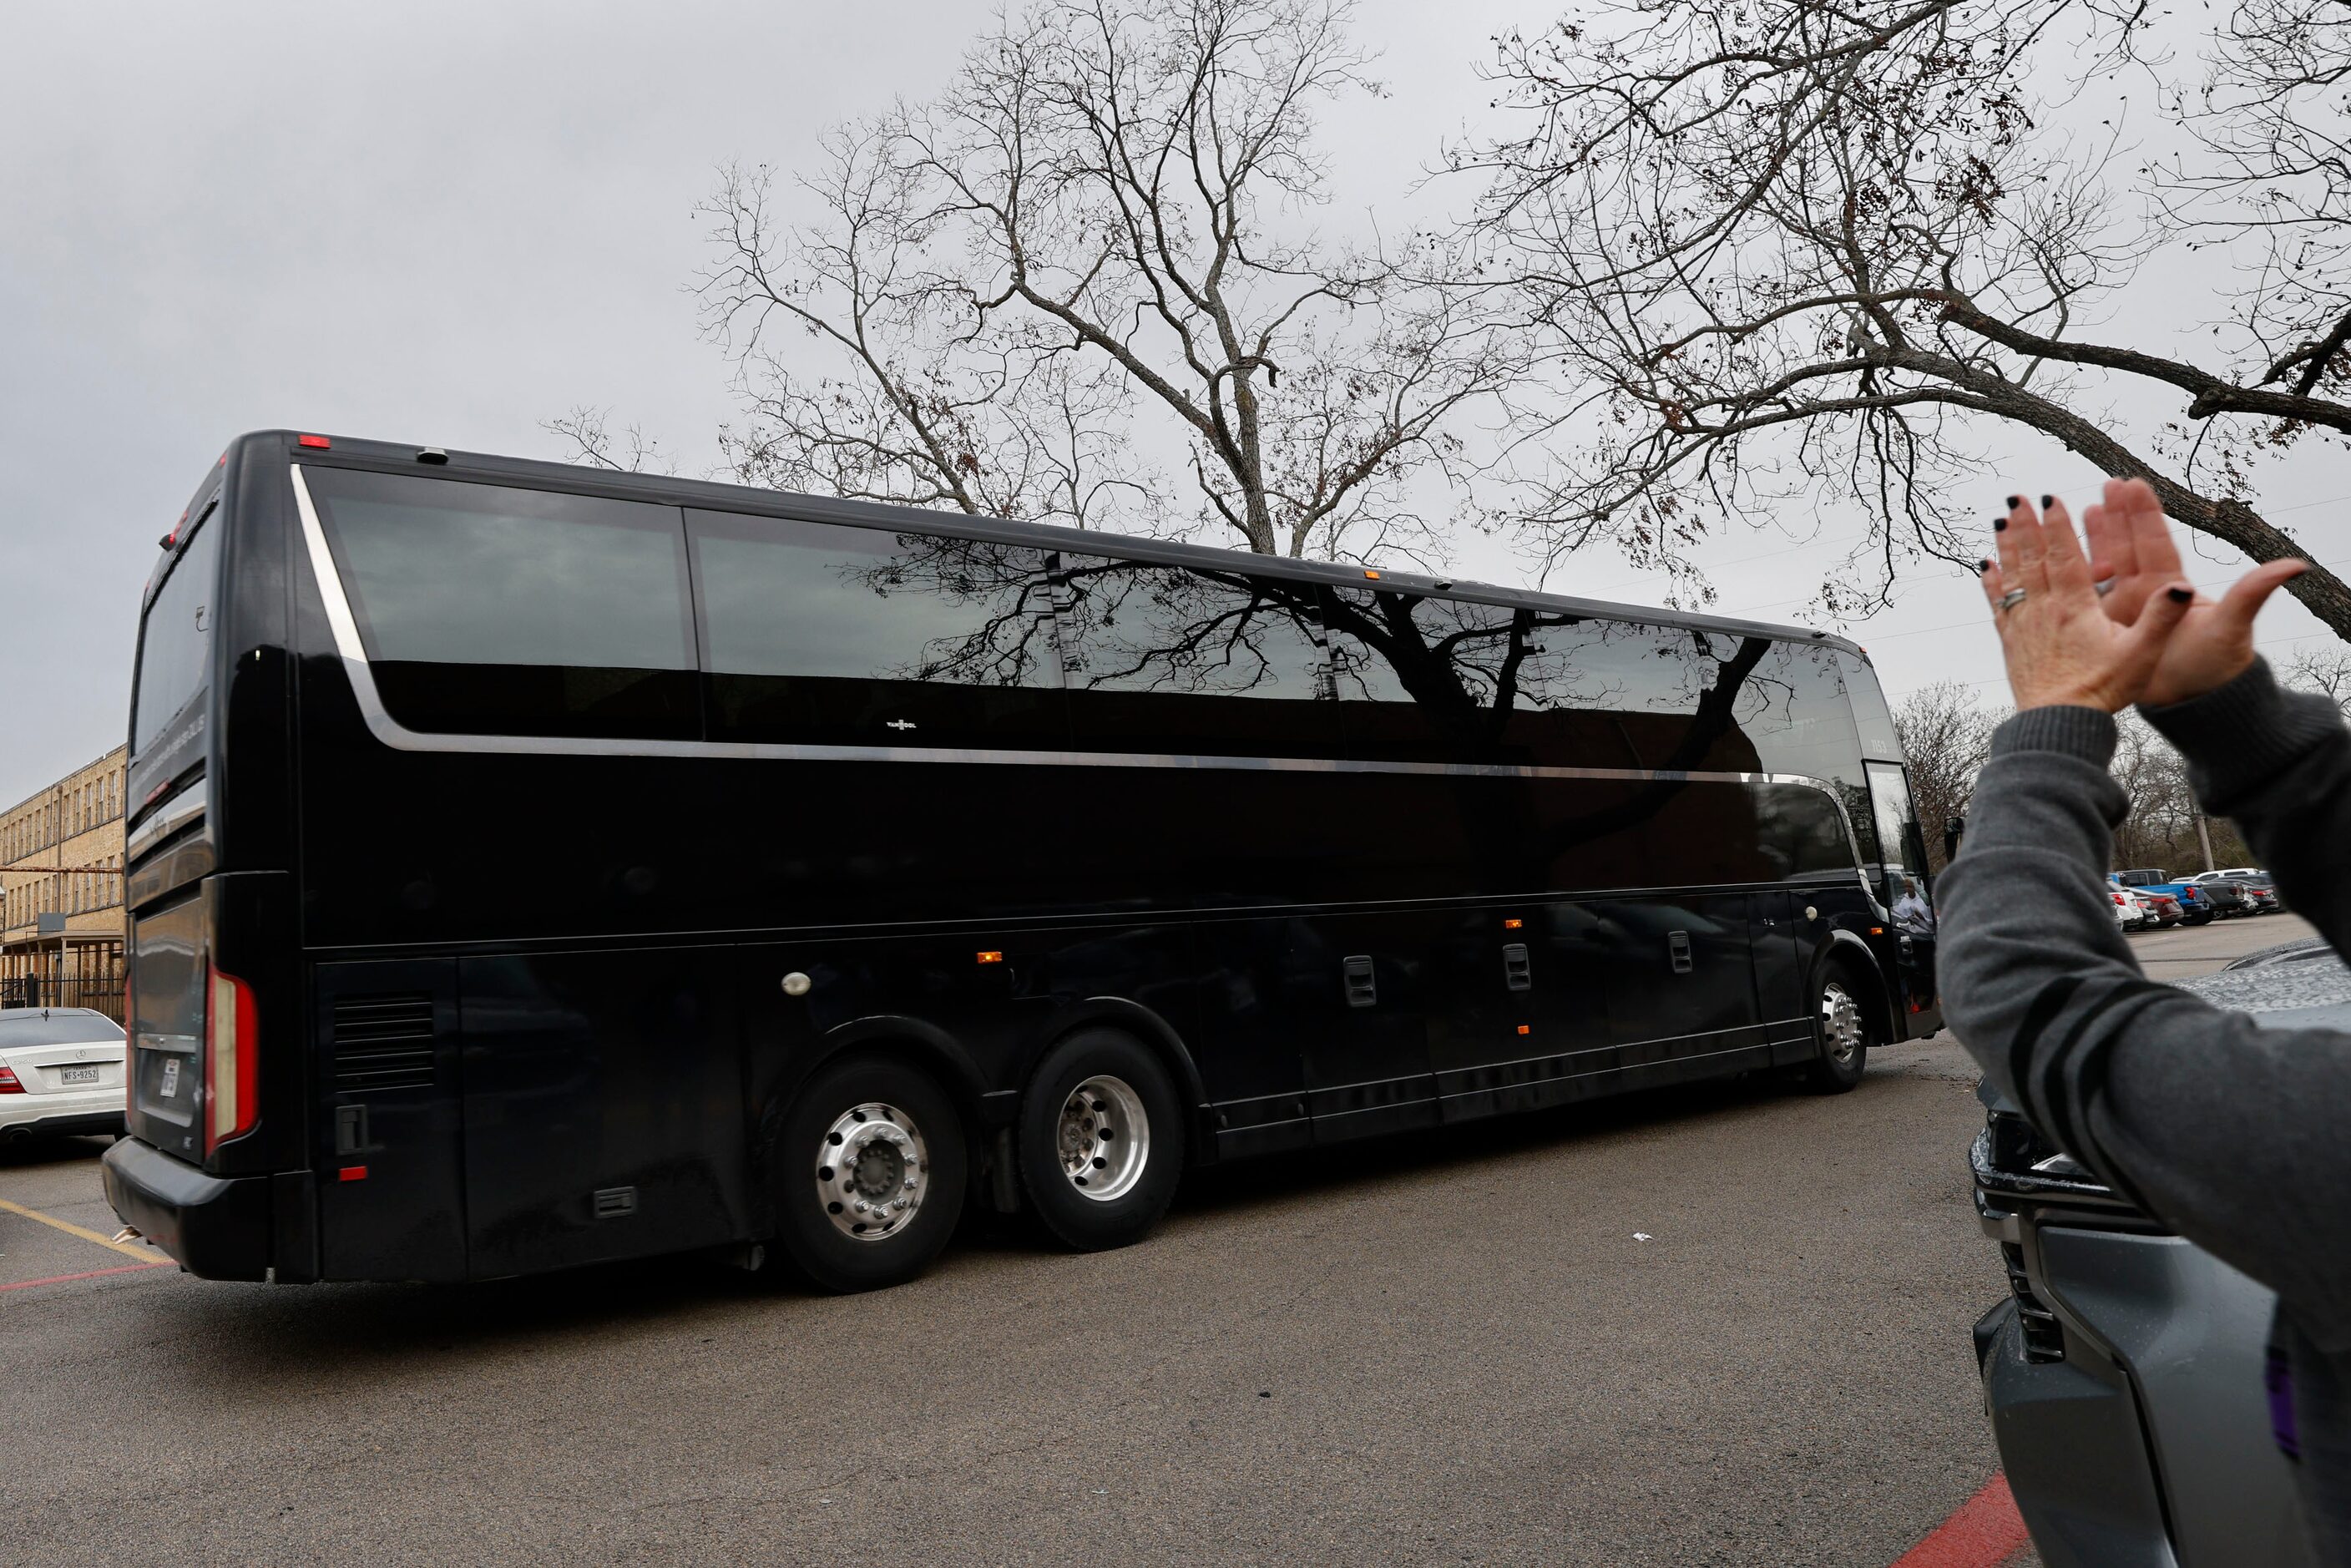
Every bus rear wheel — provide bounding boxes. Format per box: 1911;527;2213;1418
1016;1029;1185;1252
768;1055;968;1293
1800;969;1873;1095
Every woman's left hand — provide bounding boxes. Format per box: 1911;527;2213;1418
1980;493;2194;712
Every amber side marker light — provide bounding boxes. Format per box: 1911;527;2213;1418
1869;925;1885;935
1363;569;1381;579
1516;1024;1532;1035
1503;918;1524;929
976;950;1004;964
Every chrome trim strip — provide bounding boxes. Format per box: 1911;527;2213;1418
1435;1034;1774;1100
1444;1021;1819;1081
126;778;208;862
287;464;1876;867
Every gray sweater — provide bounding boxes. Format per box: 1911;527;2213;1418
1938;659;2351;1563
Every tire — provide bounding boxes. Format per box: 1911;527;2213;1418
766;1054;968;1293
1799;966;1873;1094
1015;1029;1186;1252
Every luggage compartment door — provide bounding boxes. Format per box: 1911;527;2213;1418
314;958;467;1282
458;948;746;1279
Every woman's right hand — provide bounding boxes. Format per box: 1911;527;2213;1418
2081;478;2308;707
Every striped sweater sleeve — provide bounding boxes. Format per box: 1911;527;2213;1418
1937;705;2351;1353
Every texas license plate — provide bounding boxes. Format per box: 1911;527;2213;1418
59;1065;101;1085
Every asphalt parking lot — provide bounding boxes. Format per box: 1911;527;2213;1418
0;913;2313;1566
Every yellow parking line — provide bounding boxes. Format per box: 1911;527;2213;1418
0;1198;156;1262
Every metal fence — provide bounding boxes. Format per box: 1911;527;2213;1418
1;975;126;1022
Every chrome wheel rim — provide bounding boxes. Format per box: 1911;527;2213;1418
1057;1075;1148;1202
1819;982;1864;1066
815;1101;928;1242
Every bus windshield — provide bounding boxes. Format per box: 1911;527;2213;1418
133;509;222;754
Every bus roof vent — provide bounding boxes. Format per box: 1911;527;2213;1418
330;994;437;1094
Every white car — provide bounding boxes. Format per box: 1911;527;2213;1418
2109;887;2151;929
0;1007;128;1145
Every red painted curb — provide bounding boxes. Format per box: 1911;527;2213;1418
0;1261;172;1293
1891;1473;2033;1568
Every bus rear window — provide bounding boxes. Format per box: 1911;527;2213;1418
688;512;1064;750
306;468;697;738
134;508;223;753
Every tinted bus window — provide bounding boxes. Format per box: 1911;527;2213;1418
1867;760;1931;881
1322;593;1732;769
1737;642;1863;782
1753;781;1860;881
1055;557;1333;756
1317;591;1514;761
1842;652;1904;759
134;508;222;753
690;513;1064;749
1729;641;1875;860
307;469;696;738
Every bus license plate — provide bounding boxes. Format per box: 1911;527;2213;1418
60;1065;101;1085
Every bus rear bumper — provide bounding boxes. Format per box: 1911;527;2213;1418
101;1136;272;1281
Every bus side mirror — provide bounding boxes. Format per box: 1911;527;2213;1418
1943;815;1964;864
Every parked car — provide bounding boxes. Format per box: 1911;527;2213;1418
2108;887;2149;929
0;1008;128;1145
1972;936;2343;1567
2202;878;2254;918
2110;873;2192;927
2113;868;2218;926
2192;868;2286;913
2238;876;2284;914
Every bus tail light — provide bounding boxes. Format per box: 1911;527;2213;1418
205;965;260;1151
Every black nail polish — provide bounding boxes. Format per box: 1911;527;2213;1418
2005;495;2020;508
1994;518;2007;533
2167;586;2192;603
2040;494;2054;509
1978;559;1992;573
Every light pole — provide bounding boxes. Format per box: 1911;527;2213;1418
37;911;65;1007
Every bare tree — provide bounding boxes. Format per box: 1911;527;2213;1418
697;0;1521;562
543;407;678;475
1893;682;1999;873
1458;0;2351;636
2282;643;2351;718
2110;712;2195;869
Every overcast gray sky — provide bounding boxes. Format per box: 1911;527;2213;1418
3;0;2342;809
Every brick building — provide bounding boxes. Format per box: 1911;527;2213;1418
0;746;129;1016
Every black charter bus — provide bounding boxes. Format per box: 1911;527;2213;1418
105;431;1942;1292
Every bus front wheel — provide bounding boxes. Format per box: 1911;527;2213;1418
769;1054;968;1292
1799;969;1873;1095
1016;1029;1186;1252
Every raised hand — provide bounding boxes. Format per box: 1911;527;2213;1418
2077;478;2308;708
1978;492;2194;713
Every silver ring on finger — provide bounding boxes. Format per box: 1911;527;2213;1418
1997;588;2028;611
